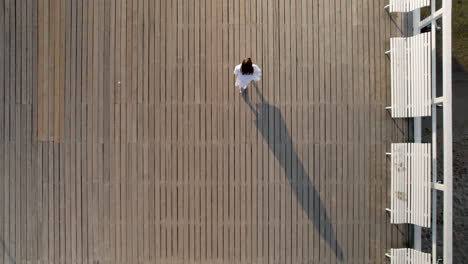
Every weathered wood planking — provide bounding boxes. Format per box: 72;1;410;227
0;0;411;263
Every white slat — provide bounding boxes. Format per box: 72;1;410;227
390;143;431;227
389;248;431;264
388;0;429;12
390;33;431;118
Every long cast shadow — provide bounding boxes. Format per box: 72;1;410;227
0;238;16;264
242;85;344;261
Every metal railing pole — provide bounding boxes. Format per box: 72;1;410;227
442;0;453;262
430;0;438;262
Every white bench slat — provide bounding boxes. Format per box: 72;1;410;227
389;248;431;264
388;0;430;12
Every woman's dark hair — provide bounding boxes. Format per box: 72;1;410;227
241;57;254;75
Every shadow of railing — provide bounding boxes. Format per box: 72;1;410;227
0;237;16;264
242;85;344;262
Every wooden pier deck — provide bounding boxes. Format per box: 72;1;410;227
0;0;409;263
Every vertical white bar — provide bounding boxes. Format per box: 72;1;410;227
414;144;417;225
412;144;415;224
421;34;425;116
420;144;423;226
420;34;424;117
426;144;431;227
396;39;399;117
422;144;426;226
404;144;413;223
416;35;419;117
416;35;420;116
392;39;395;117
443;0;453;261
398;144;402;223
424;33;428;116
430;0;438;261
395;144;398;222
396;144;400;222
397;144;401;222
391;144;395;223
403;144;405;222
414;36;417;116
412;36;415;116
415;35;418;116
415;144;419;225
391;38;398;117
423;144;427;227
425;33;430;115
406;38;410;117
424;144;427;227
413;8;423;249
421;34;424;116
399;39;402;117
401;39;405;117
425;33;429;115
411;144;414;225
404;39;408;117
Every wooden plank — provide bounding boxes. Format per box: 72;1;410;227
336;0;346;262
85;1;94;261
0;3;6;258
14;74;20;264
13;0;19;107
28;14;38;261
137;0;143;106
70;0;79;260
91;0;99;260
147;2;155;262
4;106;12;263
38;144;48;264
137;105;144;264
79;2;88;262
63;0;71;262
37;0;49;140
41;143;52;260
19;0;26;105
19;107;25;263
26;0;34;260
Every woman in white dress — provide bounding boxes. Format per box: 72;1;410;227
233;57;262;94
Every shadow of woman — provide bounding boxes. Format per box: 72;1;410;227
242;84;344;262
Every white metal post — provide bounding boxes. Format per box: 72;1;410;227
430;0;437;262
413;8;422;251
442;0;453;262
431;0;437;264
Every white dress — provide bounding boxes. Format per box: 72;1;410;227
233;64;262;89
